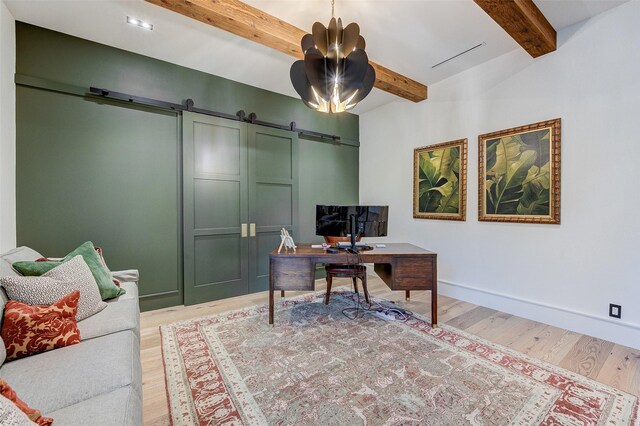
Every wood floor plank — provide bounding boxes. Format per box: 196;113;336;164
507;324;564;358
480;316;547;348
539;329;584;365
438;300;478;323
140;275;638;424
596;344;640;395
633;359;640;397
464;311;512;336
502;322;550;353
144;414;170;426
559;336;616;379
445;305;498;330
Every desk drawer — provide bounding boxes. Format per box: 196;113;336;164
271;257;315;291
393;277;433;290
395;257;434;278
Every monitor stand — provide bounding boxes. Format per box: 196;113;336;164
341;215;373;252
349;214;357;249
337;241;367;248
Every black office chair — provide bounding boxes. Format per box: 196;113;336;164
323;236;370;305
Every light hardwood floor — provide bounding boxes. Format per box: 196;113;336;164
140;274;640;425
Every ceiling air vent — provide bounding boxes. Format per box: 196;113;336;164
431;42;486;69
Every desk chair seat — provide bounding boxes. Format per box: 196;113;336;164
325;263;370;305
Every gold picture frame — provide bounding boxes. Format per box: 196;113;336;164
478;118;561;224
413;139;467;221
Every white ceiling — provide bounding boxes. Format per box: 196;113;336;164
4;0;628;114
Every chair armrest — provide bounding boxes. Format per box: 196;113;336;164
111;269;139;283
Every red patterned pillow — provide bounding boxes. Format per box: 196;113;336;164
0;378;53;425
1;290;81;361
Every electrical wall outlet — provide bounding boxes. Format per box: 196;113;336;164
609;304;622;319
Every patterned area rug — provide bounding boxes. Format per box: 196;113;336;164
160;290;639;425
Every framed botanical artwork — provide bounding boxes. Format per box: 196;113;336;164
413;139;467;221
478;118;561;224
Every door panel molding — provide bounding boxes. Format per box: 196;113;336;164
248;124;299;293
183;112;248;305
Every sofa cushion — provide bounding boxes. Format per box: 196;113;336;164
77;282;139;341
112;281;138;301
0;329;141;414
12;242;125;300
0;247;41;289
0;260;18;279
110;270;139;284
44;385;141;426
1;256;107;321
0;247;43;265
78;296;139;341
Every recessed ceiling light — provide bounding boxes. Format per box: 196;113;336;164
127;16;153;30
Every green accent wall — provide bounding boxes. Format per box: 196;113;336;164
15;22;359;311
298;140;359;244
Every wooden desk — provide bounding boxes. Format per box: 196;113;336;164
269;243;437;327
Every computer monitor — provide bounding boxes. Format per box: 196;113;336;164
316;205;388;248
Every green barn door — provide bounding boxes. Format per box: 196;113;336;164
183;112;249;305
248;125;299;293
183;114;299;304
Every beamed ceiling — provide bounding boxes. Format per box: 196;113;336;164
5;0;628;114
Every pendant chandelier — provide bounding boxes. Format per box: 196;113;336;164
290;0;376;113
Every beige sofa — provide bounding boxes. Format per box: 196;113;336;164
0;246;142;425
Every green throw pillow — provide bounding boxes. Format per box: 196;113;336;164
12;241;126;300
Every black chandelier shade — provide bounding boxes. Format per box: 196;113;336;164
290;17;376;113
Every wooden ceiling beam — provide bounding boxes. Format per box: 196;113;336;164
144;0;427;102
474;0;556;58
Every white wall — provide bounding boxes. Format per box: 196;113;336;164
0;0;15;252
360;1;640;349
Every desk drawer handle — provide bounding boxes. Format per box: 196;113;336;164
250;223;256;237
241;223;248;238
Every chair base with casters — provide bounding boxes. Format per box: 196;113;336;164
325;264;370;305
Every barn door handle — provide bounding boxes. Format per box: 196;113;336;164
250;223;256;237
241;224;248;238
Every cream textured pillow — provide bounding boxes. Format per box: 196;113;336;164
0;394;38;426
0;255;107;321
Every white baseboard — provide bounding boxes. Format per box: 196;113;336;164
439;279;640;350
